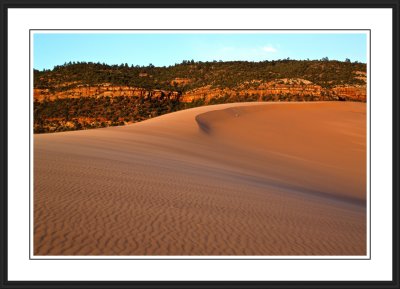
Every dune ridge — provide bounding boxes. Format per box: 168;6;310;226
34;102;366;255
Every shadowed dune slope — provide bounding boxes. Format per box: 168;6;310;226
34;102;367;256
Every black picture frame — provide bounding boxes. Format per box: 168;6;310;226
0;1;399;288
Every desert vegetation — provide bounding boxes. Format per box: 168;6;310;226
34;59;366;133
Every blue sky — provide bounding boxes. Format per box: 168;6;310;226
33;33;367;70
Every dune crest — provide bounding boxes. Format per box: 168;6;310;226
34;102;366;256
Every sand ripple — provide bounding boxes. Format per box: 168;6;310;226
34;102;366;255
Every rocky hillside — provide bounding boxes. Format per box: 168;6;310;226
34;60;366;133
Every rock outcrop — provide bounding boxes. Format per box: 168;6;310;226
34;85;181;102
34;79;366;103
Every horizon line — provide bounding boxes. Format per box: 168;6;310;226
34;58;367;71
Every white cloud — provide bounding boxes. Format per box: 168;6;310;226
262;45;277;53
205;44;279;62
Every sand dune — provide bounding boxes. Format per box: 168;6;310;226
34;102;366;256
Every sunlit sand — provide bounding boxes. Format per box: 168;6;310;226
34;102;366;255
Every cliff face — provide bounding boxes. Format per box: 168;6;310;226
182;83;366;102
34;85;181;102
331;86;366;101
34;79;366;103
33;61;367;133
